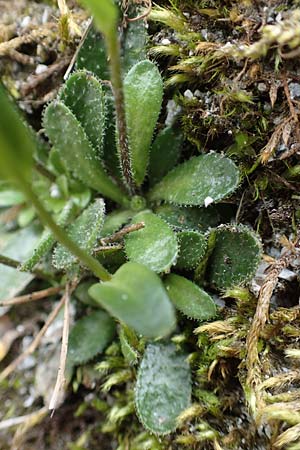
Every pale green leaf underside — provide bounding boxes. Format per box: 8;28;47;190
60;70;106;155
89;262;176;338
149;153;239;206
43;101;128;206
124;60;163;186
67;310;115;365
0;226;40;302
124;210;178;273
135;343;191;434
53;199;105;270
164;273;216;320
207;225;262;290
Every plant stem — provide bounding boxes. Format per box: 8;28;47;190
20;180;112;281
106;31;135;195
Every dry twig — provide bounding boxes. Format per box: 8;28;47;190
0;285;63;307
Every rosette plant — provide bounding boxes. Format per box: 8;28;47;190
0;0;262;436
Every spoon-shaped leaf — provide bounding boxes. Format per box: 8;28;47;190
124;210;178;273
135;343;191;434
53;199;105;270
149;153;239;206
43;101;129;206
67;310;116;366
59;70;106;156
89;262;176;338
124;60;163;186
164;274;216;320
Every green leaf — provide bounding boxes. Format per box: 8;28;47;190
149;153;239;206
207;225;262;290
119;324;139;365
60;70;106;156
164;274;216;320
20;201;75;272
0;226;41;301
176;230;207;270
124;211;178;273
124;60;163;186
0;189;25;207
135;343;191;434
80;0;118;38
43;101;128;206
0;85;34;184
155;204;220;231
89;262;176;338
67;310;116;365
76;24;110;79
53;199;105;270
149;127;182;186
122;10;148;72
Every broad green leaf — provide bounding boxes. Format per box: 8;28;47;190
124;210;178;273
43;101;129;206
176;230;207;270
164;274;216;320
76;24;110;79
207;225;262;290
0;226;41;302
155;204;220;231
135;343;191;434
124;60;163;186
80;0;118;38
0;85;33;184
89;262;176;338
149;153;239;206
149;127;182;186
60;71;106;155
67;310;115;365
20;201;75;272
53;199;105;270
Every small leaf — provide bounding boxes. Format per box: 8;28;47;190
20;201;75;272
89;262;176;338
119;324;139;365
0;189;25;207
0;85;33;184
164;274;216;320
67;310;115;365
135;343;191;434
60;70;106;156
80;0;118;38
149;153;239;206
124;211;178;273
207;225;262;290
122;9;148;72
0;226;41;301
53;199;105;270
43;101;128;206
155;204;220;231
149;127;182;186
76;24;110;79
176;231;207;270
124;60;163;186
